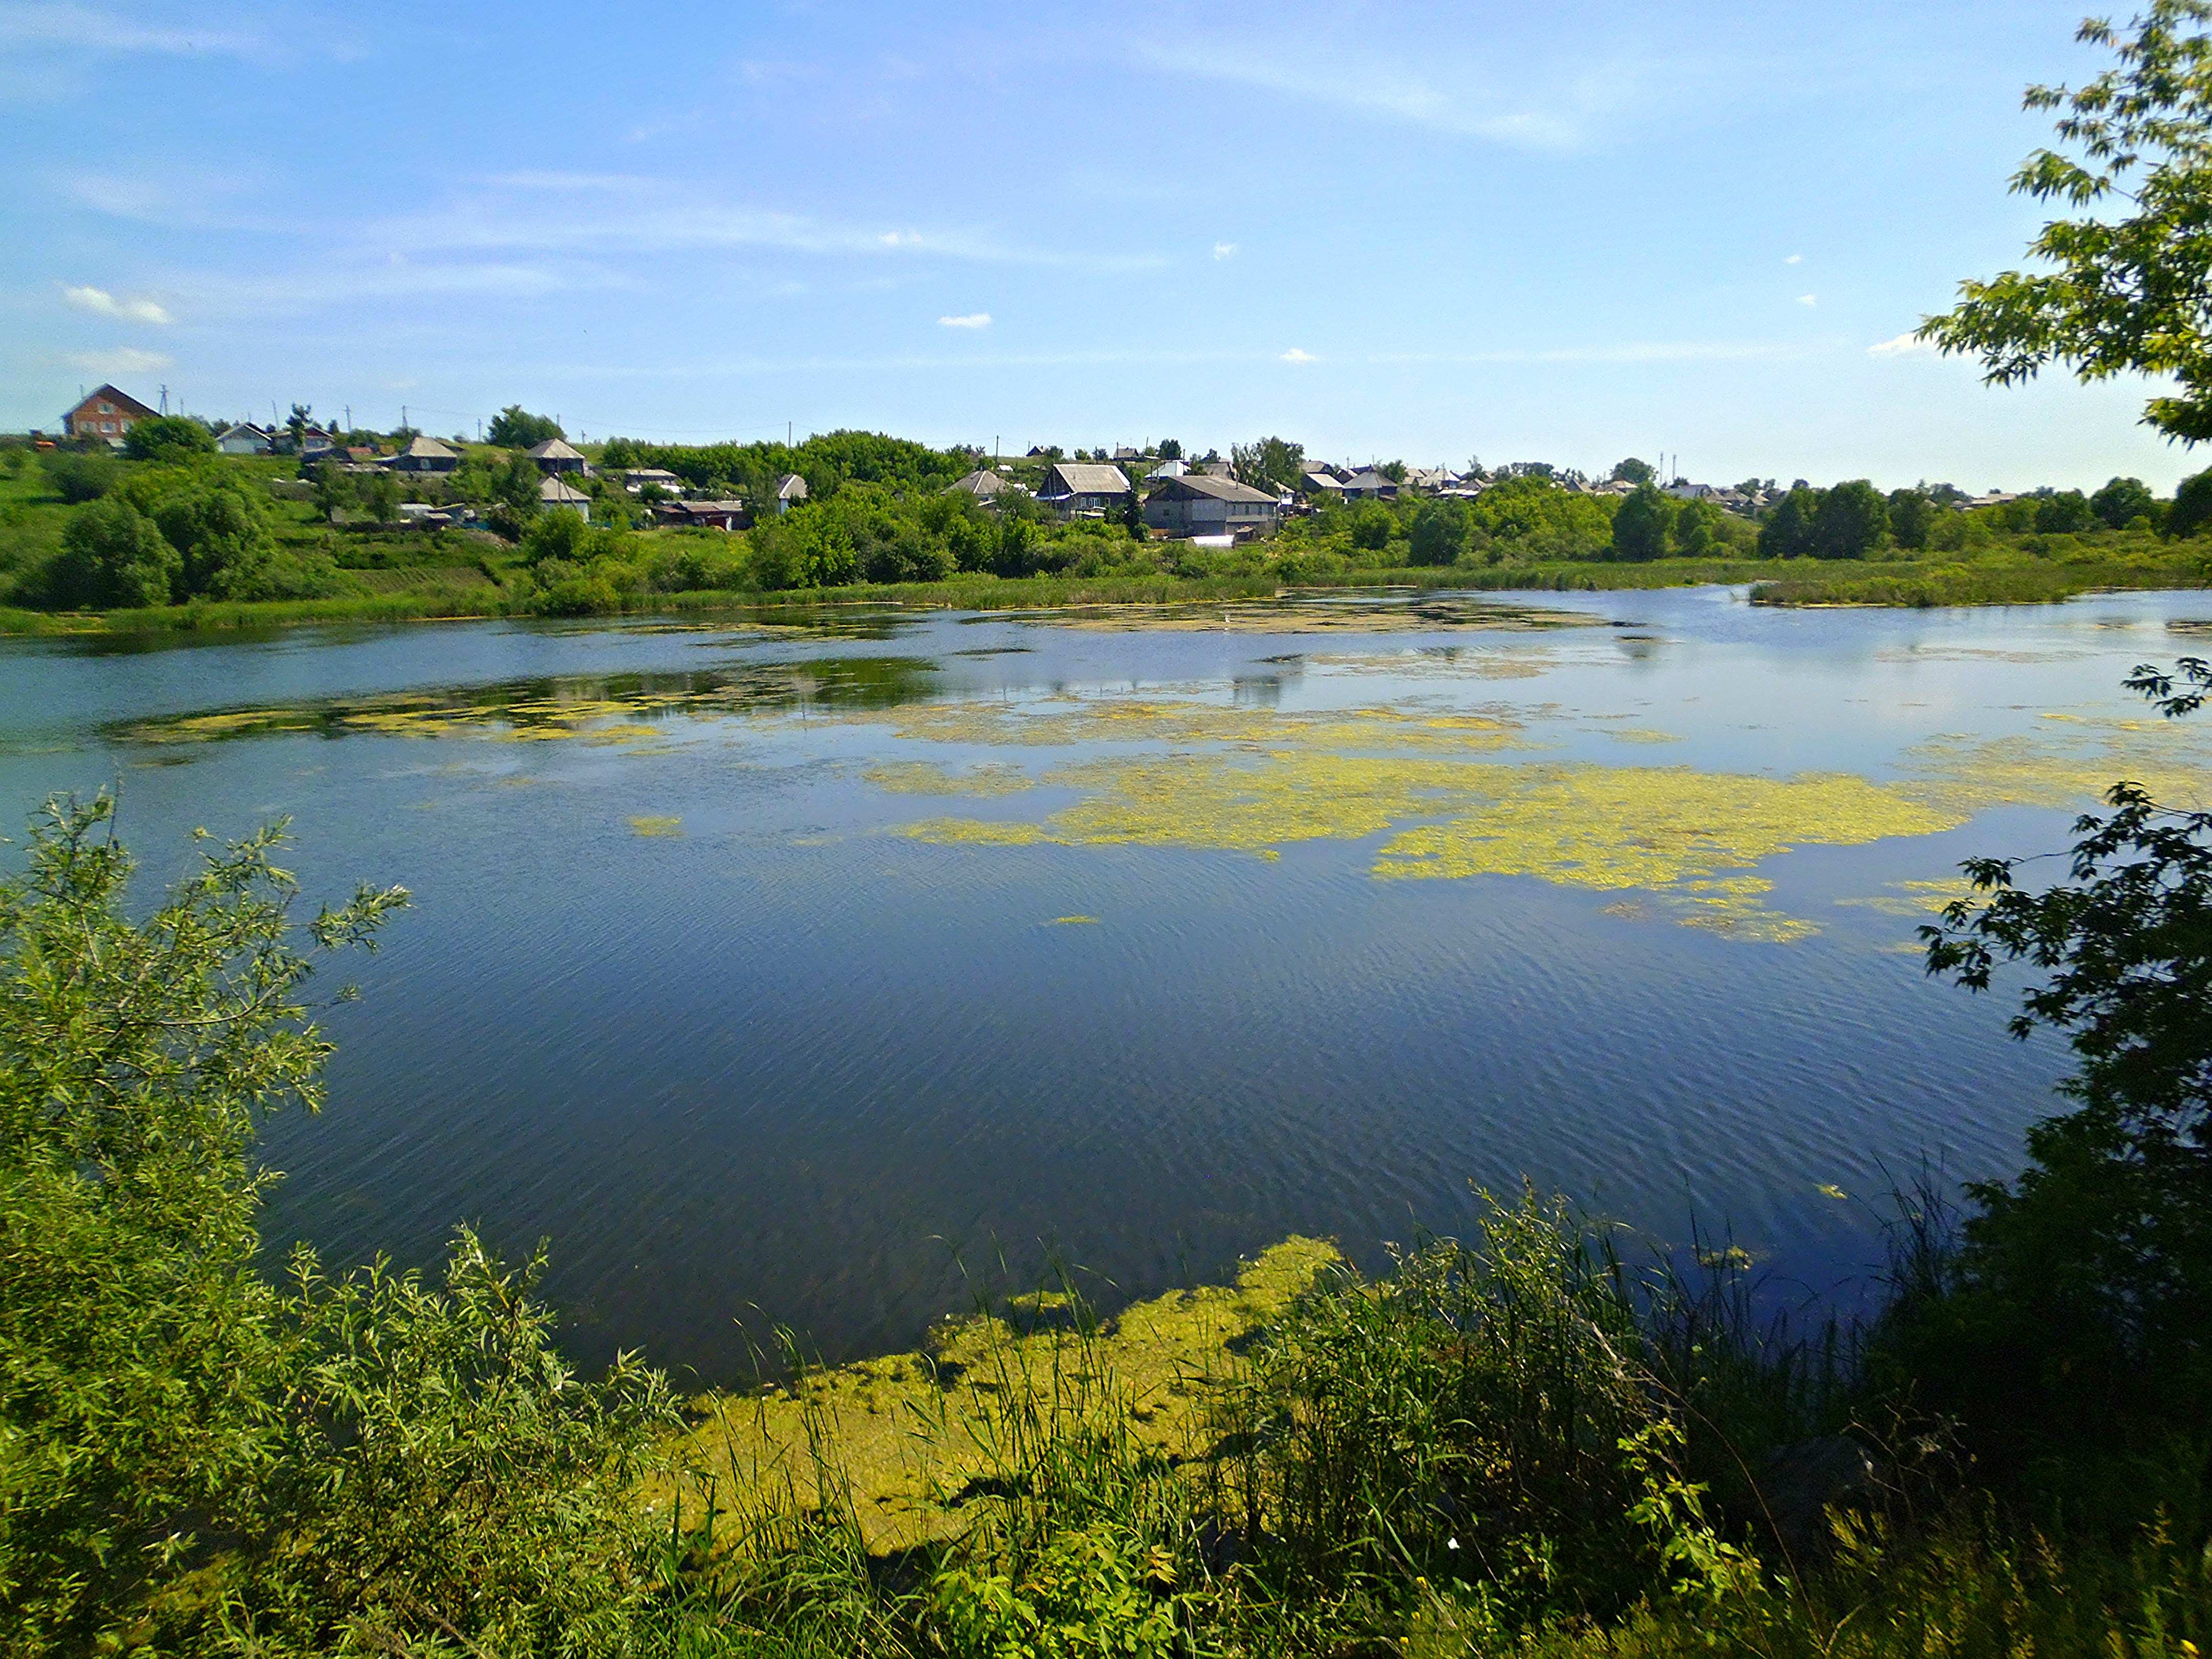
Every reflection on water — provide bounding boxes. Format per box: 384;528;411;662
1;587;2209;1379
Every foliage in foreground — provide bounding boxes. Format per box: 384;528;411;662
3;664;2210;1656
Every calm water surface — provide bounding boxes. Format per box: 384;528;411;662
4;586;2207;1381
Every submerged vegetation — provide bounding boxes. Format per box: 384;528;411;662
4;659;2209;1654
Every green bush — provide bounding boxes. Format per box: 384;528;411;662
39;450;120;503
47;494;179;606
122;415;216;463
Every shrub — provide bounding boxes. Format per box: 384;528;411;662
122;415;216;463
39;449;120;503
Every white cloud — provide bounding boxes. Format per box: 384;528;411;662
0;2;267;56
62;283;171;323
1796;293;1817;306
1213;241;1238;261
939;312;991;328
1281;348;1315;363
66;346;172;374
1785;253;1802;265
1869;331;1938;359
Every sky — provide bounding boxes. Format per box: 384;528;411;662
1;0;2196;492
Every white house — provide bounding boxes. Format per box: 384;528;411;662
216;422;273;455
539;476;591;520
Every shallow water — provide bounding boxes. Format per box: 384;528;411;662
4;586;2207;1381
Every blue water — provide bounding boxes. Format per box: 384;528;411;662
3;586;2204;1382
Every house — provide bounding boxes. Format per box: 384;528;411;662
1403;466;1456;493
949;467;1023;499
528;438;588;475
1146;459;1188;480
622;468;685;495
61;384;157;443
773;473;809;514
216;422;274;455
1299;470;1346;499
1039;462;1132;514
539;476;591;519
1142;473;1281;538
660;498;749;531
1340;469;1399;502
386;435;459;475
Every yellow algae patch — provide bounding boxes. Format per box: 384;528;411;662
1048;915;1100;925
864;759;1036;797
1899;720;2212;816
627;816;683;837
1837;877;1980;918
837;696;1529;755
1372;764;1959;892
665;1237;1342;1552
1603;728;1685;745
909;752;1958;941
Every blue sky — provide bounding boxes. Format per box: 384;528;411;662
2;1;2194;491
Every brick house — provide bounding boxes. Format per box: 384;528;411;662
62;385;157;443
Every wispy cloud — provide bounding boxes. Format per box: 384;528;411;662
62;283;171;324
1129;32;1653;150
66;345;172;374
1213;241;1238;261
1796;293;1817;306
1785;253;1803;265
1869;331;1937;359
0;2;267;56
1281;348;1315;363
368;174;1165;271
939;312;991;329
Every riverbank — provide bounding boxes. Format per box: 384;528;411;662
16;551;2202;637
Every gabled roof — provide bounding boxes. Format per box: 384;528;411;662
216;422;270;440
1300;471;1345;491
396;435;457;460
950;468;1020;497
539;477;591;504
1154;473;1277;504
1041;462;1132;496
775;473;809;500
1342;469;1397;490
527;438;584;461
71;384;158;419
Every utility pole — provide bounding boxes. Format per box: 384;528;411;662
345;403;352;433
158;385;168;414
788;421;793;448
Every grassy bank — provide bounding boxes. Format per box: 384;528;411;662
1749;547;2212;606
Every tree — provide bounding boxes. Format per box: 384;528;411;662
1348;503;1396;552
48;496;178;608
357;468;402;524
2035;488;2096;533
1610;457;1657;485
1757;487;1821;558
134;470;280;597
122;415;215;463
1912;659;2212;1466
1609;484;1675;561
288;403;313;443
2092;474;2158;528
1122;487;1146;540
2171;469;2212;536
1887;487;1937;550
486;405;564;448
1158;437;1183;460
1408;500;1470;566
1809;479;1888;558
1921;3;2212;441
1231;436;1306;495
1672;497;1726;558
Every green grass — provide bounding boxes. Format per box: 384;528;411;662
1749;548;2212;607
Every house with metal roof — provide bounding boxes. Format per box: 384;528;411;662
386;435;459;475
1038;461;1132;514
527;438;588;474
1340;469;1400;502
1142;473;1281;538
772;473;809;514
949;468;1024;499
539;476;592;519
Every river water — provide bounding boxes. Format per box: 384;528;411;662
4;586;2207;1381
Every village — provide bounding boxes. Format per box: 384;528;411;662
53;381;2002;552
